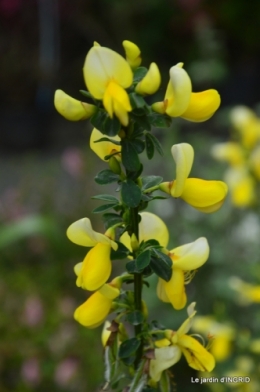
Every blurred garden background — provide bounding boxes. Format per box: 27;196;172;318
1;0;260;391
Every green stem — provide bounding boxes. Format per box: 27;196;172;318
130;206;143;368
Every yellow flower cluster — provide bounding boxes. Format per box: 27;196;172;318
212;106;260;207
54;40;220;127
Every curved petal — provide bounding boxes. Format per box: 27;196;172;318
165;63;192;117
149;346;182;382
67;218;117;250
156;278;170;303
181;90;220;122
54;90;96;121
171;143;194;197
181;178;228;211
122;40;141;68
163;268;187;310
178;334;215;372
120;212;169;250
170;237;209;270
74;291;112;328
98;283;120;300
90;128;121;161
103;80;132;125
84;46;133;99
76;243;111;291
135;62;161;95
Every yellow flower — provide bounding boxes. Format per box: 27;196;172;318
229;276;260;304
192;316;235;361
74;280;121;328
224;167;255;207
150;303;215;382
211;142;245;166
83;45;133;126
152;63;220;122
135;63;161;95
67;218;118;291
159;143;228;213
230;106;260;149
90;128;121;161
157;238;209;309
120;212;169;251
54;89;96;121
122;40;142;68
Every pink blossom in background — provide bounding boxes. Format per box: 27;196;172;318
54;357;79;386
22;296;44;327
61;148;84;179
21;357;41;386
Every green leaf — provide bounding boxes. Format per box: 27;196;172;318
130;111;151;131
159;370;172;392
131;138;145;153
126;260;137;273
127;163;143;181
92;203;118;214
93;137;121;146
103;115;121;137
118;337;141;359
136;249;151;271
133;66;148;83
150;250;172;281
79;89;93;100
90;109;121;136
95;170;120;185
121;180;142;207
102;213;122;229
146;132;164;156
129;92;147;109
145;133;155;159
148;112;172;128
141;175;163;190
126;310;144;326
92;194;119;202
110;241;130;260
121;139;141;172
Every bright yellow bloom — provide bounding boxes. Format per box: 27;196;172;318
229;277;260;304
83;45;133;126
90;128;121;161
192;316;235;361
152;63;220;122
120;212;169;251
67;218;118;291
54;89;96;121
74;280;120;328
122;40;141;68
211;142;245;166
150;303;215;381
157;238;209;309
135;63;161;95
159;143;228;213
230;106;260;149
225;167;255;207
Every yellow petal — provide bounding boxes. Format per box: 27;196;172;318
135;62;161;95
120;212;169;251
171;143;194;197
156;278;170;303
165;63;192;117
149;346;182;382
181;178;228;212
181;90;220;122
163;268;187;310
83;46;133;99
90;128;121;161
98;283;120;300
170;237;209;270
211;142;244;166
178;334;215;372
74;291;112;328
54;89;96;121
155;338;171;348
122;40;141;68
76;243;111;291
103;79;132;126
67;218;118;250
231;176;255;207
101;320;112;346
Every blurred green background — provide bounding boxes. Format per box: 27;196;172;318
1;0;260;391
